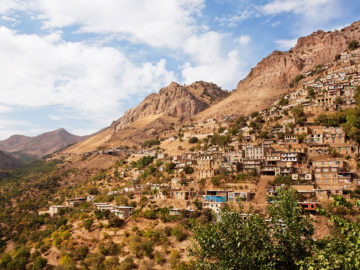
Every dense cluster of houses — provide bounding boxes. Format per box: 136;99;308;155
45;48;360;218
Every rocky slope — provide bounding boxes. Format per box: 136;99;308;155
196;20;360;119
67;81;228;153
112;81;228;131
0;128;89;158
0;151;21;169
66;20;360;153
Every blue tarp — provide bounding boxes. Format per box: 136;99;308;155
205;195;227;202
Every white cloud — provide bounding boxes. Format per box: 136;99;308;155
261;0;345;34
262;0;334;15
0;0;257;137
0;118;33;139
275;39;297;50
216;9;254;27
238;35;251;45
0;0;25;14
17;0;203;49
0;105;13;113
271;20;281;27
0;27;175;128
181;32;249;89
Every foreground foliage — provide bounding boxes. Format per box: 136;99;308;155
192;189;360;270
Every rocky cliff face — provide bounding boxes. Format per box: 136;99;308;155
113;81;228;131
241;21;360;89
197;20;360;119
66;81;227;153
65;20;360;153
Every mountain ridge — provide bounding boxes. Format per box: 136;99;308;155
63;19;360;154
0;150;22;169
196;20;360;120
0;128;90;158
67;81;228;153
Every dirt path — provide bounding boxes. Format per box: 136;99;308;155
251;175;273;213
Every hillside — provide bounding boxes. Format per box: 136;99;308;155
195;20;360;119
68;81;228;153
0;150;21;169
0;128;89;159
66;21;360;155
2;18;360;270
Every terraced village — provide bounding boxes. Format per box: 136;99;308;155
14;44;358;268
2;34;360;270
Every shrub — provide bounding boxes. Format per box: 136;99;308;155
140;241;154;258
83;218;93;231
58;255;76;270
171;225;188;242
335;96;343;105
88;187;99;195
273;175;292;185
188;137;198;144
108;217;124;228
118;257;136;270
211;175;222;186
136;156;154;169
348;40;359;50
308;89;315;98
32;256;47;269
142;209;157;220
259;131;269;139
218;127;225;134
74;245;89;260
142;139;160;148
294;74;304;83
154;251;165;265
98;240;121;256
183;166;194;174
279;98;289;106
170;249;180;269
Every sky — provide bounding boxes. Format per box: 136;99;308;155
0;0;359;139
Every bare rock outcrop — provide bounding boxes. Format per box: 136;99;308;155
112;81;228;131
197;20;360;119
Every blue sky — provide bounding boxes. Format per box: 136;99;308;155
0;0;359;139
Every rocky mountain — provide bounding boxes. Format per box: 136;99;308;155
66;20;360;154
0;128;89;159
112;81;228;131
196;20;360;119
0;151;21;169
67;81;228;153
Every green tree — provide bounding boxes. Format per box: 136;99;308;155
267;189;314;269
189;137;198;144
192;189;314;270
183;166;194;174
192;211;274;269
294;74;304;84
83;218;93;231
259;131;269;139
32;256;47;269
335;96;343;105
58;255;76;270
279;98;289;106
307;89;315;98
348;40;359;50
211;175;222;187
298;196;360;269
